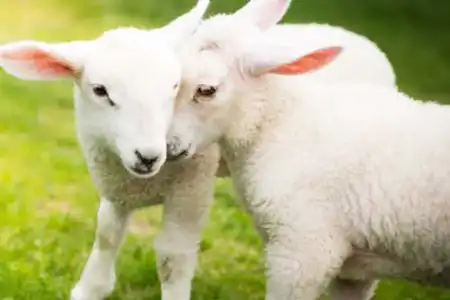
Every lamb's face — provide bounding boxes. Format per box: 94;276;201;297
166;0;295;160
76;30;181;178
165;11;277;160
166;40;239;161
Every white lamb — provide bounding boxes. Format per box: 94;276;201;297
166;1;450;299
0;1;221;300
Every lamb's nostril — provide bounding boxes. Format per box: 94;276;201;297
177;149;189;158
134;150;159;169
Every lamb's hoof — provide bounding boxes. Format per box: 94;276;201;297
70;272;116;300
70;284;112;300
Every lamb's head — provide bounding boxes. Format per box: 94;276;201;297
166;0;344;160
0;0;209;178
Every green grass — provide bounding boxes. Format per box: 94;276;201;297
1;0;450;299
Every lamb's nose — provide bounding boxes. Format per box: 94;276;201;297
133;149;159;174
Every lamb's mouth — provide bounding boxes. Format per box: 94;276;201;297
166;144;194;161
124;160;162;179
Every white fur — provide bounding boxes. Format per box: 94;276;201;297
167;1;450;299
0;2;221;300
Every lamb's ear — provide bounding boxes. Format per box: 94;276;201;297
242;40;343;77
233;0;291;31
161;0;210;46
0;40;90;80
269;46;343;75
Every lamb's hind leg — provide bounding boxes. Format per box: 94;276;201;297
329;279;378;300
71;198;129;300
264;221;351;300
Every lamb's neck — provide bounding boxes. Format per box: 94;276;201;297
221;75;302;163
219;75;302;200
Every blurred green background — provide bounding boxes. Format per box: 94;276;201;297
1;0;450;299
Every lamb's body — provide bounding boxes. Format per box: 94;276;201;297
219;77;450;298
164;1;408;297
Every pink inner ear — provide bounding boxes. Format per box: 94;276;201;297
269;46;343;75
2;48;74;77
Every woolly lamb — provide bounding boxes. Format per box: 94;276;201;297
166;0;450;299
0;1;220;300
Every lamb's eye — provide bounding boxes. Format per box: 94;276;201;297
195;84;217;99
92;84;116;106
92;85;108;97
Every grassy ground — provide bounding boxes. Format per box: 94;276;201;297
1;0;450;299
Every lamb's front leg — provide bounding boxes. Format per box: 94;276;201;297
154;190;213;300
71;198;129;300
264;219;350;300
154;165;216;300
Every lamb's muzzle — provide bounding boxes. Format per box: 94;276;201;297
166;137;194;161
131;149;161;175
